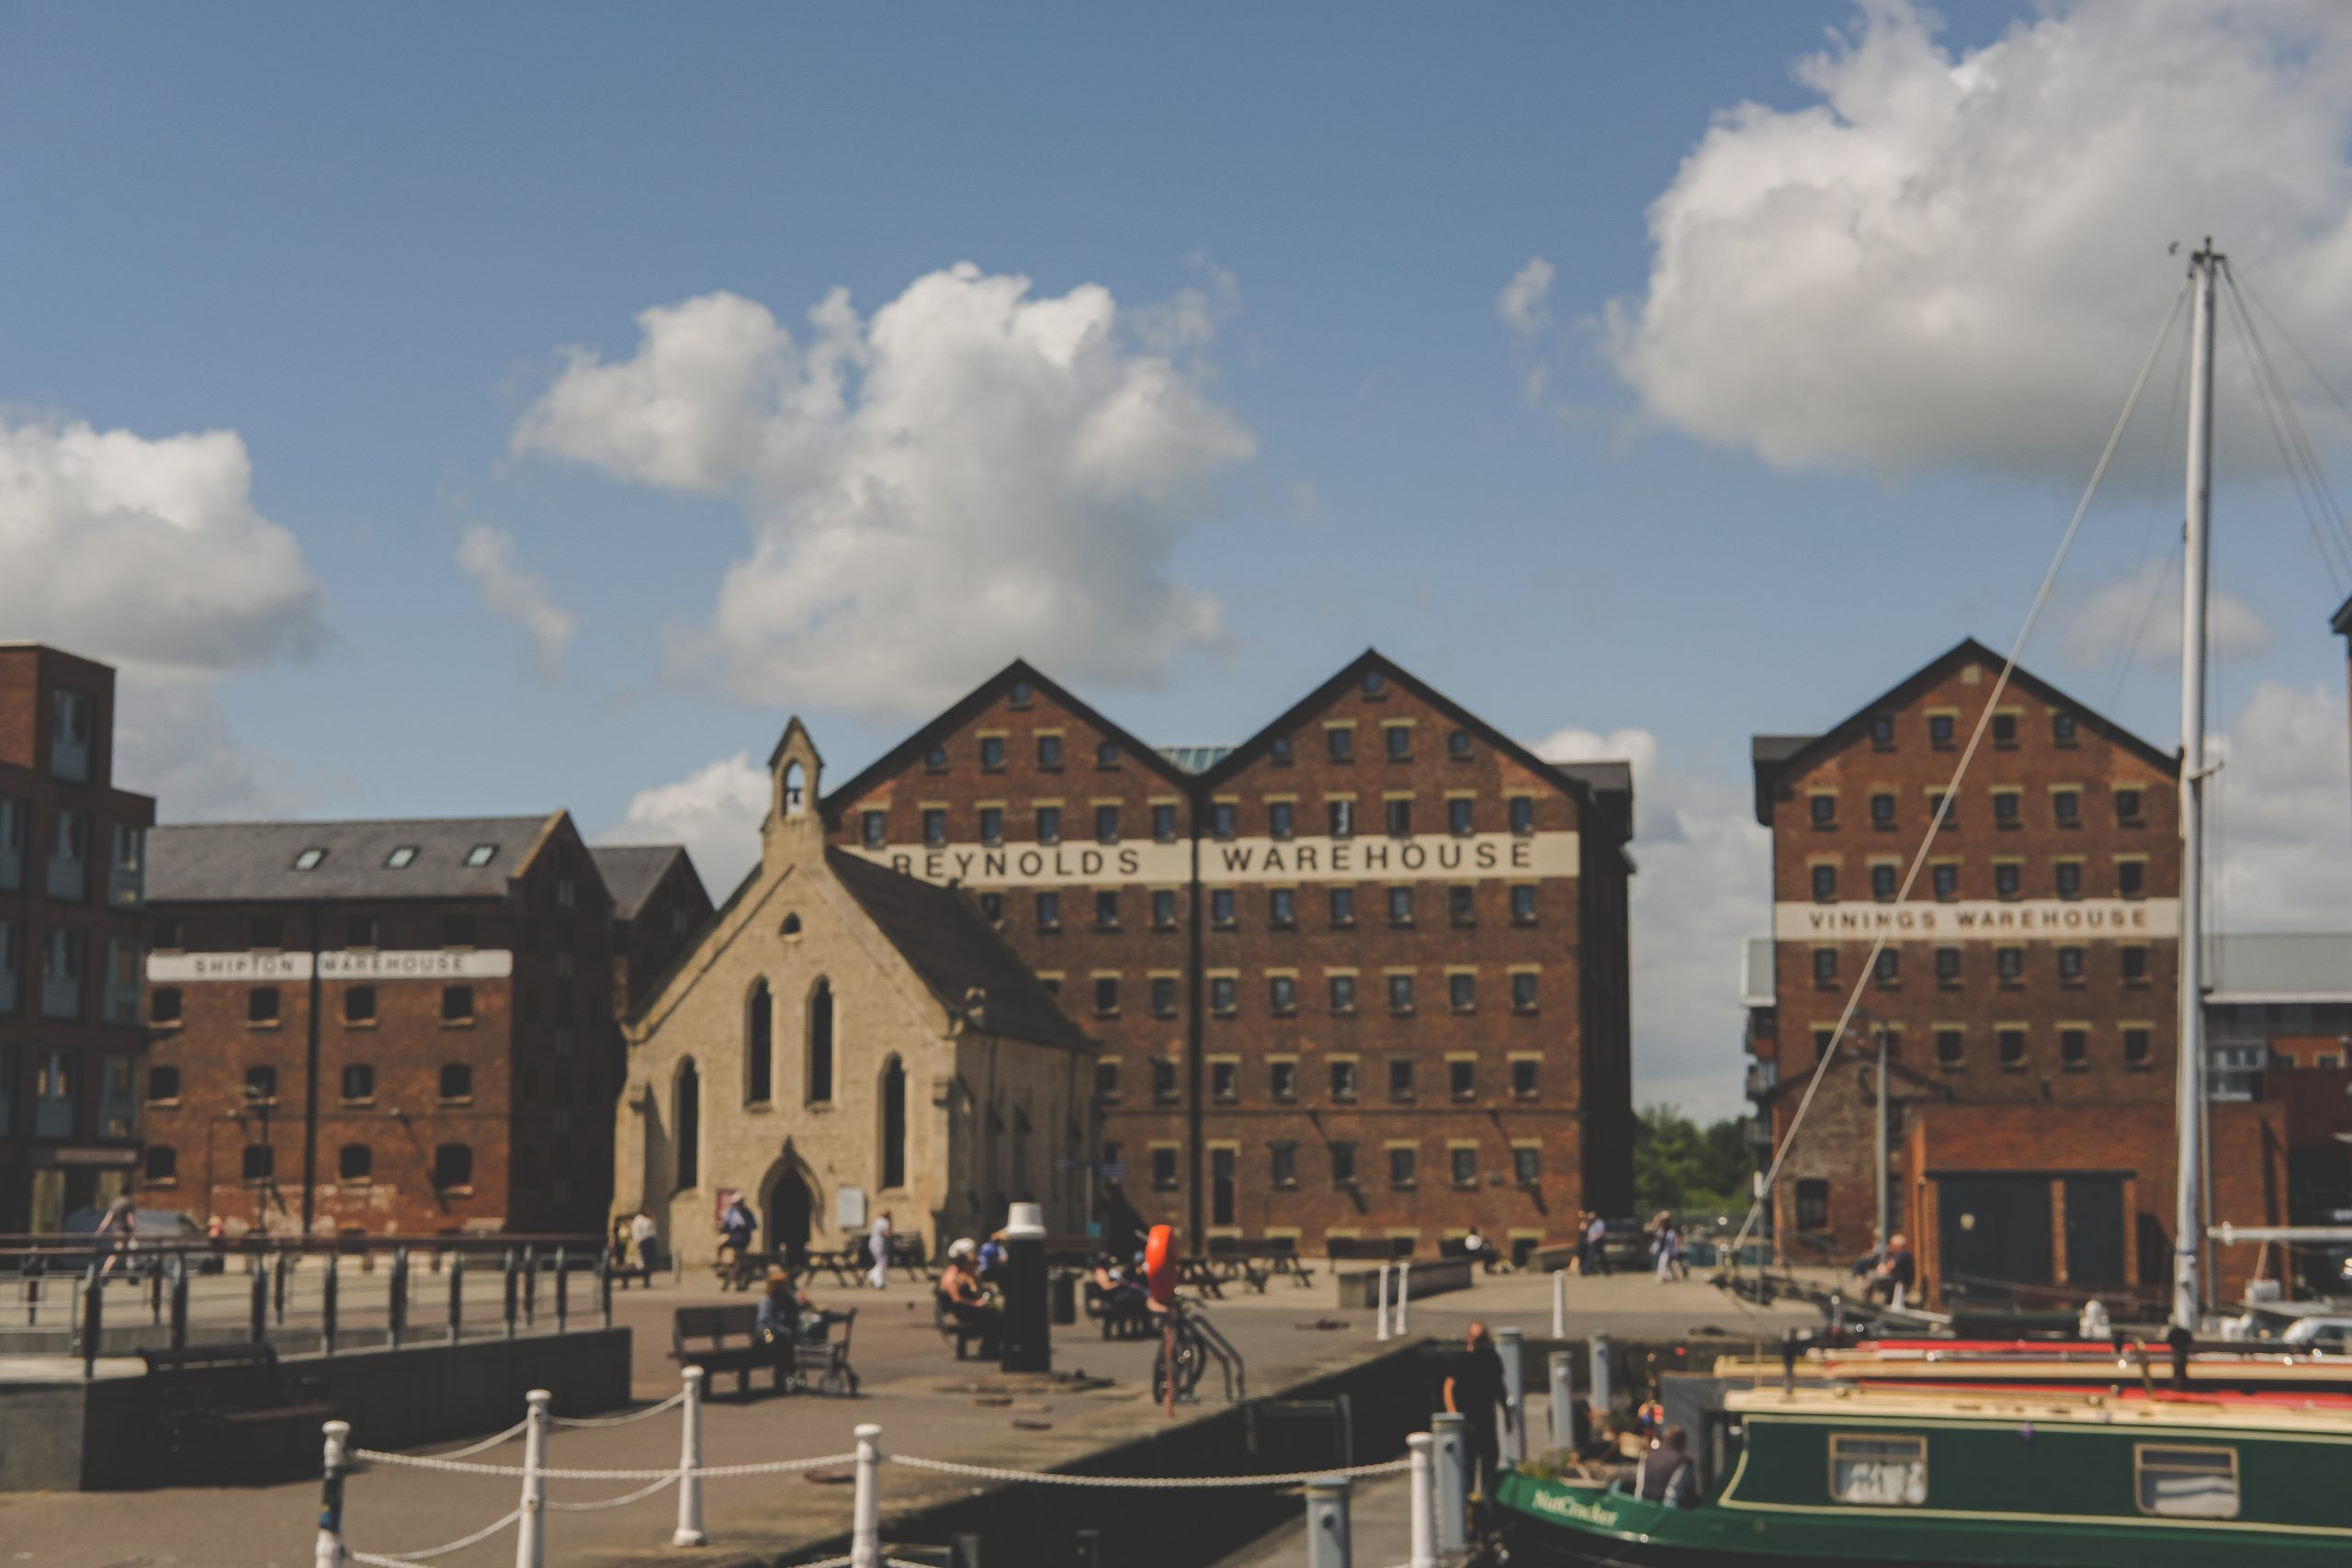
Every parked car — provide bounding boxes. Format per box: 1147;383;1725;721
2280;1316;2352;1352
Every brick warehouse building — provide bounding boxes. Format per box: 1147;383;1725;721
1746;637;2284;1302
821;651;1634;1260
0;645;155;1233
139;815;697;1237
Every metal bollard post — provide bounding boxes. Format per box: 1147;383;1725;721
554;1247;568;1334
1303;1474;1351;1568
503;1249;519;1340
1374;1266;1391;1343
1431;1414;1469;1552
1552;1268;1566;1338
1548;1352;1577;1453
1589;1330;1613;1419
672;1368;707;1546
851;1423;883;1568
522;1245;537;1330
169;1253;189;1350
322;1255;339;1357
274;1251;288;1327
598;1249;614;1330
1498;1325;1526;1467
514;1389;549;1568
448;1251;465;1343
150;1261;164;1325
1406;1433;1436;1568
1395;1260;1411;1335
80;1265;101;1379
389;1247;409;1349
252;1257;268;1342
317;1419;351;1567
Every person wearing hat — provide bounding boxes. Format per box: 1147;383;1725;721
756;1267;815;1344
936;1237;1001;1354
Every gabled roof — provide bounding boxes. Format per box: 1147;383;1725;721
824;849;1093;1054
149;814;570;904
590;844;703;922
1197;649;1634;844
819;660;1193;822
1748;637;2177;825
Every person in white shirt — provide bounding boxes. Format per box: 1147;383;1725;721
867;1210;893;1289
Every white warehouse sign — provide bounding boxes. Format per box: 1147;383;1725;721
146;949;515;983
1772;899;2179;942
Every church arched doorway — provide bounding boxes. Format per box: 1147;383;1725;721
763;1164;813;1266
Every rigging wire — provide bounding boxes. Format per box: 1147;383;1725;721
2217;265;2352;588
2102;332;2191;713
1726;276;2194;1267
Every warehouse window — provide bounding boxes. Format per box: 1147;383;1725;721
1151;1147;1179;1191
441;986;473;1023
439;1063;473;1100
146;1065;180;1101
152;987;183;1025
862;811;887;848
144;1145;176;1183
242;1144;275;1183
1935;1028;1963;1067
433;1144;473;1192
339;1145;372;1183
244;1064;277;1101
345;986;376;1024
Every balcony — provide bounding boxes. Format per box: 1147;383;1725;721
1746;1057;1780;1102
108;826;143;907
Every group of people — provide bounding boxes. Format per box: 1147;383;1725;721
1646;1211;1687;1282
606;1210;664;1281
1849;1229;1917;1306
1439;1319;1699;1515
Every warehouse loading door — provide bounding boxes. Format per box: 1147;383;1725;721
2064;1175;2127;1285
1938;1175;2055;1292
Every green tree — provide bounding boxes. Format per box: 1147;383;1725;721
1631;1103;1751;1225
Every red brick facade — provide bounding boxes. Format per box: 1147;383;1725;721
821;653;1634;1258
0;645;156;1232
140;815;626;1237
1751;640;2183;1271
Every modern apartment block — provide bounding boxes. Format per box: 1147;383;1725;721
0;645;155;1233
821;651;1634;1259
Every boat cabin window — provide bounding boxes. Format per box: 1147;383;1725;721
1828;1435;1926;1506
2134;1446;2238;1519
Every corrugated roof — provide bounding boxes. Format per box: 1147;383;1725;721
824;848;1092;1054
148;815;560;903
1742;937;1776;1008
591;844;694;921
2205;933;2352;1002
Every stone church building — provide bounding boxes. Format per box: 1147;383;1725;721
613;721;1097;1269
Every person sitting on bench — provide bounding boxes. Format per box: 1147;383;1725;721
937;1239;1001;1354
757;1267;842;1343
1090;1253;1147;1311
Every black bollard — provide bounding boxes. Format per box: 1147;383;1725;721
998;1202;1050;1374
2167;1324;2194;1393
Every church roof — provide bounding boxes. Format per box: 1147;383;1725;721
825;848;1093;1054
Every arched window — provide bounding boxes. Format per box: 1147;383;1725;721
781;912;802;938
675;1059;700;1190
783;761;807;816
880;1057;907;1191
808;980;835;1104
746;981;773;1104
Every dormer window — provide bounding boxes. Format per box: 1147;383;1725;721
1362;671;1385;696
292;848;327;871
463;843;496;867
386;845;417;869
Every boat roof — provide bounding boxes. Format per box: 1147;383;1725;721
1725;1382;2352;1432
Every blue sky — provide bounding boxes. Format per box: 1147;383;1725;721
8;2;2352;1120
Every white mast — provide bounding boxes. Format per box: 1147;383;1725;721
2174;242;2220;1334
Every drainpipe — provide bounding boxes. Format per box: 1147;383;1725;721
300;903;323;1234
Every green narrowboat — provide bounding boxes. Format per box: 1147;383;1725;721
1496;1384;2352;1566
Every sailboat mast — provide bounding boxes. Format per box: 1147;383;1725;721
2174;242;2220;1334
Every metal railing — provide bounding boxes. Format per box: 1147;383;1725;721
0;1233;613;1374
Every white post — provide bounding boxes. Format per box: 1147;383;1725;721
852;1422;883;1568
316;1419;350;1568
514;1389;548;1568
1589;1330;1613;1419
1497;1325;1526;1467
671;1368;707;1547
1551;1268;1566;1339
1548;1351;1577;1453
1395;1260;1411;1335
1406;1433;1436;1568
1430;1414;1469;1551
2175;241;2220;1336
1374;1266;1391;1343
1303;1475;1351;1568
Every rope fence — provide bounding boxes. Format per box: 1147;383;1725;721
317;1367;1474;1568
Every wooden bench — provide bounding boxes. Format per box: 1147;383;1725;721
140;1343;336;1468
709;1249;778;1292
1082;1280;1156;1340
802;1247;868;1288
671;1303;789;1395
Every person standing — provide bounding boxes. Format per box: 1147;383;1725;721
1442;1322;1509;1500
718;1194;757;1287
1585;1212;1611;1277
630;1209;661;1272
1652;1213;1678;1284
94;1193;135;1279
867;1209;893;1290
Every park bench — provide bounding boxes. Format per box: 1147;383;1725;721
802;1246;868;1288
140;1342;336;1469
1081;1279;1156;1340
932;1292;993;1359
710;1249;778;1292
672;1303;789;1394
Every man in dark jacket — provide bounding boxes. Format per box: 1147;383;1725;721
1442;1322;1508;1498
1635;1425;1699;1508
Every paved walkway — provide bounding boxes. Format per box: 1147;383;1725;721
0;1265;1815;1567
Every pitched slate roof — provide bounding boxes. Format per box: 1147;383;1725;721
824;848;1092;1054
1748;637;2177;825
148;814;564;904
590;844;698;921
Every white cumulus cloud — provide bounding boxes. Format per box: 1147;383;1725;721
600;751;770;895
1539;726;1769;1125
1608;0;2352;482
2211;680;2352;930
2059;557;2274;671
515;264;1257;716
1498;256;1556;339
457;523;578;681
